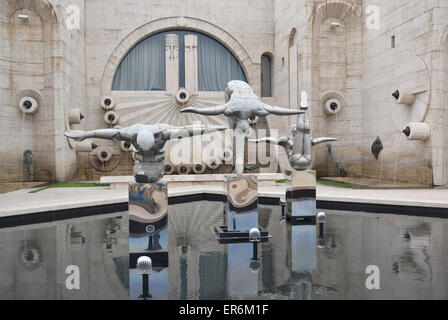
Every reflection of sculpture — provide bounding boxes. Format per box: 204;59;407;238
181;81;303;176
250;92;338;171
129;183;168;223
65;123;226;182
227;176;258;209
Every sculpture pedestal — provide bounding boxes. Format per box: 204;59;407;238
226;175;258;231
286;170;316;224
129;182;169;300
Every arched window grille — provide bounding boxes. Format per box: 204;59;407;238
112;30;247;91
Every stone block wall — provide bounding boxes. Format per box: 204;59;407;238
1;0;447;186
271;0;448;186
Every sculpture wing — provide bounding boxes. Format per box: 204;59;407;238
64;130;87;141
180;105;226;115
249;137;290;148
312;137;339;146
65;128;131;141
260;104;304;116
162;125;227;140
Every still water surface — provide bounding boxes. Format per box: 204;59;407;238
1;200;447;299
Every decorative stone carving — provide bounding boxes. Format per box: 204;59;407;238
18;96;38;114
101;96;115;110
104;111;119;125
176;16;187;27
402;122;430;141
250;91;338;171
320;91;346;116
175;88;190;104
392;88;416;105
184;34;198;92
165;34;179;92
68;108;84;125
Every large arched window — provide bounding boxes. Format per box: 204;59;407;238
112;30;247;91
261;53;272;97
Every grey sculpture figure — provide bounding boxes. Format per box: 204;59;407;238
249;91;338;171
180;80;303;176
65;123;226;183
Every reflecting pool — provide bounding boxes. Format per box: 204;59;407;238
1;200;448;299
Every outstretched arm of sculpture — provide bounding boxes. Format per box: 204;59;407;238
248;137;292;149
162;125;227;141
248;137;293;159
180;105;227;115
64;129;134;141
181;104;304;117
311;137;339;146
260;104;305;116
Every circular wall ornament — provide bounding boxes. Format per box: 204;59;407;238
176;88;191;105
104;111;119;125
320;91;345;116
18;96;39;114
101;96;115;110
96;148;113;162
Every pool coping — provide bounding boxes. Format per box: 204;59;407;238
1;192;447;229
2;188;448;215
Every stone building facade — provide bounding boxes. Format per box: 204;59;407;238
1;0;447;186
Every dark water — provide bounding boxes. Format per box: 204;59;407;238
0;212;129;300
1;201;448;299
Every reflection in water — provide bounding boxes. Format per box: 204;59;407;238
228;243;258;298
312;211;448;299
0;212;129;300
129;182;169;300
1;202;447;299
226;175;258;231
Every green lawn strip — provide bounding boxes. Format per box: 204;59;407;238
317;179;352;188
29;182;110;193
277;178;352;188
275;179;286;184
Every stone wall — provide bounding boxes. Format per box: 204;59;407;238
1;0;447;186
76;0;275;180
360;0;435;186
271;0;448;186
0;0;84;182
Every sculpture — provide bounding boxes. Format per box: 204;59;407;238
180;80;303;176
65;123;226;183
249;91;338;171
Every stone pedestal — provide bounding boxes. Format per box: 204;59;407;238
226;175;258;231
129;182;169;300
286;170;316;222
